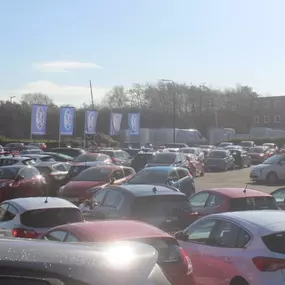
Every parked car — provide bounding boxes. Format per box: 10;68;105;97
146;152;189;170
90;149;132;166
164;143;188;152
28;142;47;150
250;154;285;184
131;151;159;172
263;142;279;154
80;184;196;232
72;153;112;164
180;147;204;161
204;150;235;171
23;154;56;163
46;147;85;158
0;197;83;238
42;220;195;285
0;239;170;285
218;142;233;148
44;151;74;162
185;154;205;177
0;156;35;166
126;166;195;197
199;145;216;150
3;142;24;151
229;149;251;168
224;145;243;151
34;162;70;196
238;140;256;151
188;188;279;220
0;165;45;202
175;210;285;285
247;146;271;164
59;165;135;204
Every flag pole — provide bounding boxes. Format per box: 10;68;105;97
89;80;95;144
58;108;61;147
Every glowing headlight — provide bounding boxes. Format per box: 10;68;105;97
103;244;135;268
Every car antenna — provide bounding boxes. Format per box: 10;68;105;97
152;186;157;194
243;184;248;194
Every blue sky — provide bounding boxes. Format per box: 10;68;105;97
1;0;285;106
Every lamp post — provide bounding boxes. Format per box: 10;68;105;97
161;79;176;143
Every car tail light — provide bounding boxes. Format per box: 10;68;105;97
12;228;39;239
180;248;193;275
252;256;285;272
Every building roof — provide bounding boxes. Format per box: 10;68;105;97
53;220;172;242
207;188;271;198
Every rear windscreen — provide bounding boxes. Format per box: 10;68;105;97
262;232;285;254
21;208;83;228
230;197;278;211
132;196;192;218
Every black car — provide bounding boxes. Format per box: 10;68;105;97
229;149;251;168
35;162;70;196
47;148;86;158
81;184;196;232
131;151;158;172
204;150;235;171
0;156;35;166
0;239;170;285
126;166;195;197
146;152;189;170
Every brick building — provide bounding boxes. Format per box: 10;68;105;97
252;96;285;128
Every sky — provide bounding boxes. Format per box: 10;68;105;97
1;0;285;106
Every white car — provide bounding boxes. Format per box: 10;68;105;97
175;210;285;285
250;154;285;184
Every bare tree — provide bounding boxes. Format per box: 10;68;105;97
21;93;54;106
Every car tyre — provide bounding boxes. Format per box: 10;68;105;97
266;172;278;185
230;277;249;285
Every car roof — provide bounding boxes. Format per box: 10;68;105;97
0;164;32;169
85;165;125;170
142;166;185;172
205;188;271;198
0;156;32;161
111;184;183;197
34;161;63;167
24;154;51;158
6;197;77;212
53;220;172;241
210;210;285;230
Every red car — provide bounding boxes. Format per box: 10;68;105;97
247;146;272;164
0;165;45;202
185;154;205;177
188;187;279;220
59;165;135;204
41;220;195;285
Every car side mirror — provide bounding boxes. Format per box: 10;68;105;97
174;231;188;241
110;177;116;184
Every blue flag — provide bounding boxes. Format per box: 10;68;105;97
109;113;122;136
59;107;75;136
31;104;48;135
85;110;98;134
128;113;140;135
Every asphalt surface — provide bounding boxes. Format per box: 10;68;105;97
195;167;282;194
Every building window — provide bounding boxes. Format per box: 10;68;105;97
254;116;259;124
274;115;281;123
274;100;280;109
263;101;270;109
264;116;270;123
253;101;258;110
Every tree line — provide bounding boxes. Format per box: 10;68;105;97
0;82;259;140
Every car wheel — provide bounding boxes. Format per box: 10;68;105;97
230;277;249;285
266;172;278;185
200;168;205;176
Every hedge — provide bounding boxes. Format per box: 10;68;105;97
229;138;285;147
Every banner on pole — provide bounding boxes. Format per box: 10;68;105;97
128;113;140;135
31;104;48;135
109;113;122;136
84;110;98;134
59;107;75;136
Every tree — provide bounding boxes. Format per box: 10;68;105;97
103;86;129;108
21;93;54;106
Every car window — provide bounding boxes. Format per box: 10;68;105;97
53;164;67;172
91;189;106;204
236;229;251;248
212;220;241;247
0;203;9;221
3;204;18;221
123;168;135;177
45;230;67;241
103;191;123;208
176;168;188;179
114;152;124;158
189;192;210;207
65;233;80;242
97;154;110;161
205;194;224;208
271;188;285;203
185;219;217;244
19;168;38;179
168;170;179;180
111;169;124;180
122;151;131;159
229;197;278;211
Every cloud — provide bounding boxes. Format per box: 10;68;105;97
35;61;101;72
0;80;110;107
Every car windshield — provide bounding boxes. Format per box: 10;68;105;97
0;167;19;179
230;197;278;211
208;151;226;158
151;153;176;164
239;142;253;147
72;167;112;181
40;156;55;162
127;169;168;184
21;208;83;228
50;153;73;161
263;155;283;165
73;154;101;162
263;144;274;148
181;148;196;154
249;147;264;153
